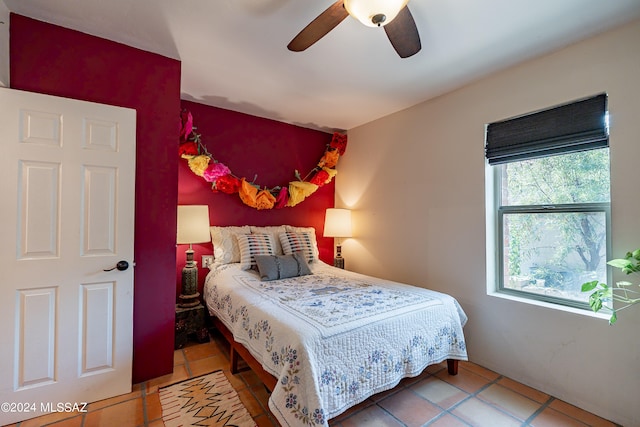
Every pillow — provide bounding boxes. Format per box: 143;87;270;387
285;226;319;260
254;252;312;281
249;225;287;255
279;231;318;263
236;233;276;270
210;226;251;265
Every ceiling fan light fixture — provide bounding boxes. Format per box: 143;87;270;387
344;0;410;27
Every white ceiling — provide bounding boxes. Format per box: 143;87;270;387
4;0;640;132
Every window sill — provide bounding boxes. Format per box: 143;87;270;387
487;289;611;321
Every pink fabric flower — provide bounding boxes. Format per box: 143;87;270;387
275;187;289;209
203;162;231;182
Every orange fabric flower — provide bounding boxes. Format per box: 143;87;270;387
317;149;339;169
238;179;258;208
255;189;276;210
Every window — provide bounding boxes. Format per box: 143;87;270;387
486;94;611;309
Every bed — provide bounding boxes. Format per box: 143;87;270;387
203;225;468;427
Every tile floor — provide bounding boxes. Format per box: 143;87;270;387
4;330;620;427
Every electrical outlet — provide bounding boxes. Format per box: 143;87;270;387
202;255;214;268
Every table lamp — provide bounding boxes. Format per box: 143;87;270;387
323;208;352;269
177;205;210;307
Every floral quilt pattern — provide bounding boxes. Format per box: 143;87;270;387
205;263;468;427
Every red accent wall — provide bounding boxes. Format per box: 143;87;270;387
177;100;335;297
10;14;180;383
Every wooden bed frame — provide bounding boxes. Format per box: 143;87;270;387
212;316;459;394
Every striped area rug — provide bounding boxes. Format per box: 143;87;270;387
159;370;257;427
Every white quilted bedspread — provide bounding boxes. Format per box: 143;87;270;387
204;262;468;427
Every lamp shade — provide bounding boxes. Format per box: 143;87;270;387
344;0;409;27
177;205;211;244
323;208;352;238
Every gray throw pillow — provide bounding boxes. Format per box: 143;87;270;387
254;252;312;281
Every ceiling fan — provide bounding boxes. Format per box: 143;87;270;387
287;0;421;58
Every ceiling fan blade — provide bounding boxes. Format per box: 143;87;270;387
384;6;421;58
287;1;349;52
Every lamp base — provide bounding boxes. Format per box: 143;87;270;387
333;244;345;269
178;291;201;308
179;249;201;308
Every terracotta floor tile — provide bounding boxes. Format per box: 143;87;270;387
452;397;521;427
477;384;541;421
83;397;144;427
237;387;266;418
145;364;189;393
330;398;375;424
44;415;84;426
410;376;469;410
497;377;550;404
459;362;500;381
226;369;252;392
339;404;405;427
424;361;448;375
377;388;442;427
12;335;622;427
428;413;472;427
530;407;589;427
254;412;280;427
548;399;617;426
144;391;163;422
188;354;229;377
182;340;221;361
435;368;492;394
18;412;81;427
173;348;186;366
239;367;264;388
370;384;403;402
249;383;272;413
86;389;142;412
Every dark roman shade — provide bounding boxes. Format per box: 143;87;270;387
485;93;608;165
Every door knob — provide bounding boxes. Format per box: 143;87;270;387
104;260;129;272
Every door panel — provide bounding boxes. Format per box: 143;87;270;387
0;88;136;424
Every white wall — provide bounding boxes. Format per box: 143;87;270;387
337;19;640;426
0;1;8;87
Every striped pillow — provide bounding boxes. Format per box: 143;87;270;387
236;233;276;270
279;231;317;263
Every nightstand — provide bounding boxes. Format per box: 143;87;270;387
175;303;210;349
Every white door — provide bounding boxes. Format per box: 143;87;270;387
0;88;136;424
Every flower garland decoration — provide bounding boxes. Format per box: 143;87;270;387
178;109;347;210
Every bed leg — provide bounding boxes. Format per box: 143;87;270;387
447;359;459;375
230;347;239;374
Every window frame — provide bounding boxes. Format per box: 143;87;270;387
493;159;612;309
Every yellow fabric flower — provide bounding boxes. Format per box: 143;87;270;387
187;155;210;177
286;181;319;207
322;167;337;183
238;179;258;208
255;189;276;210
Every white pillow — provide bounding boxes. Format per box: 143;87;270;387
285;226;319;260
279;231;318;264
210;226;251;265
236;233;276;270
250;225;287;255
